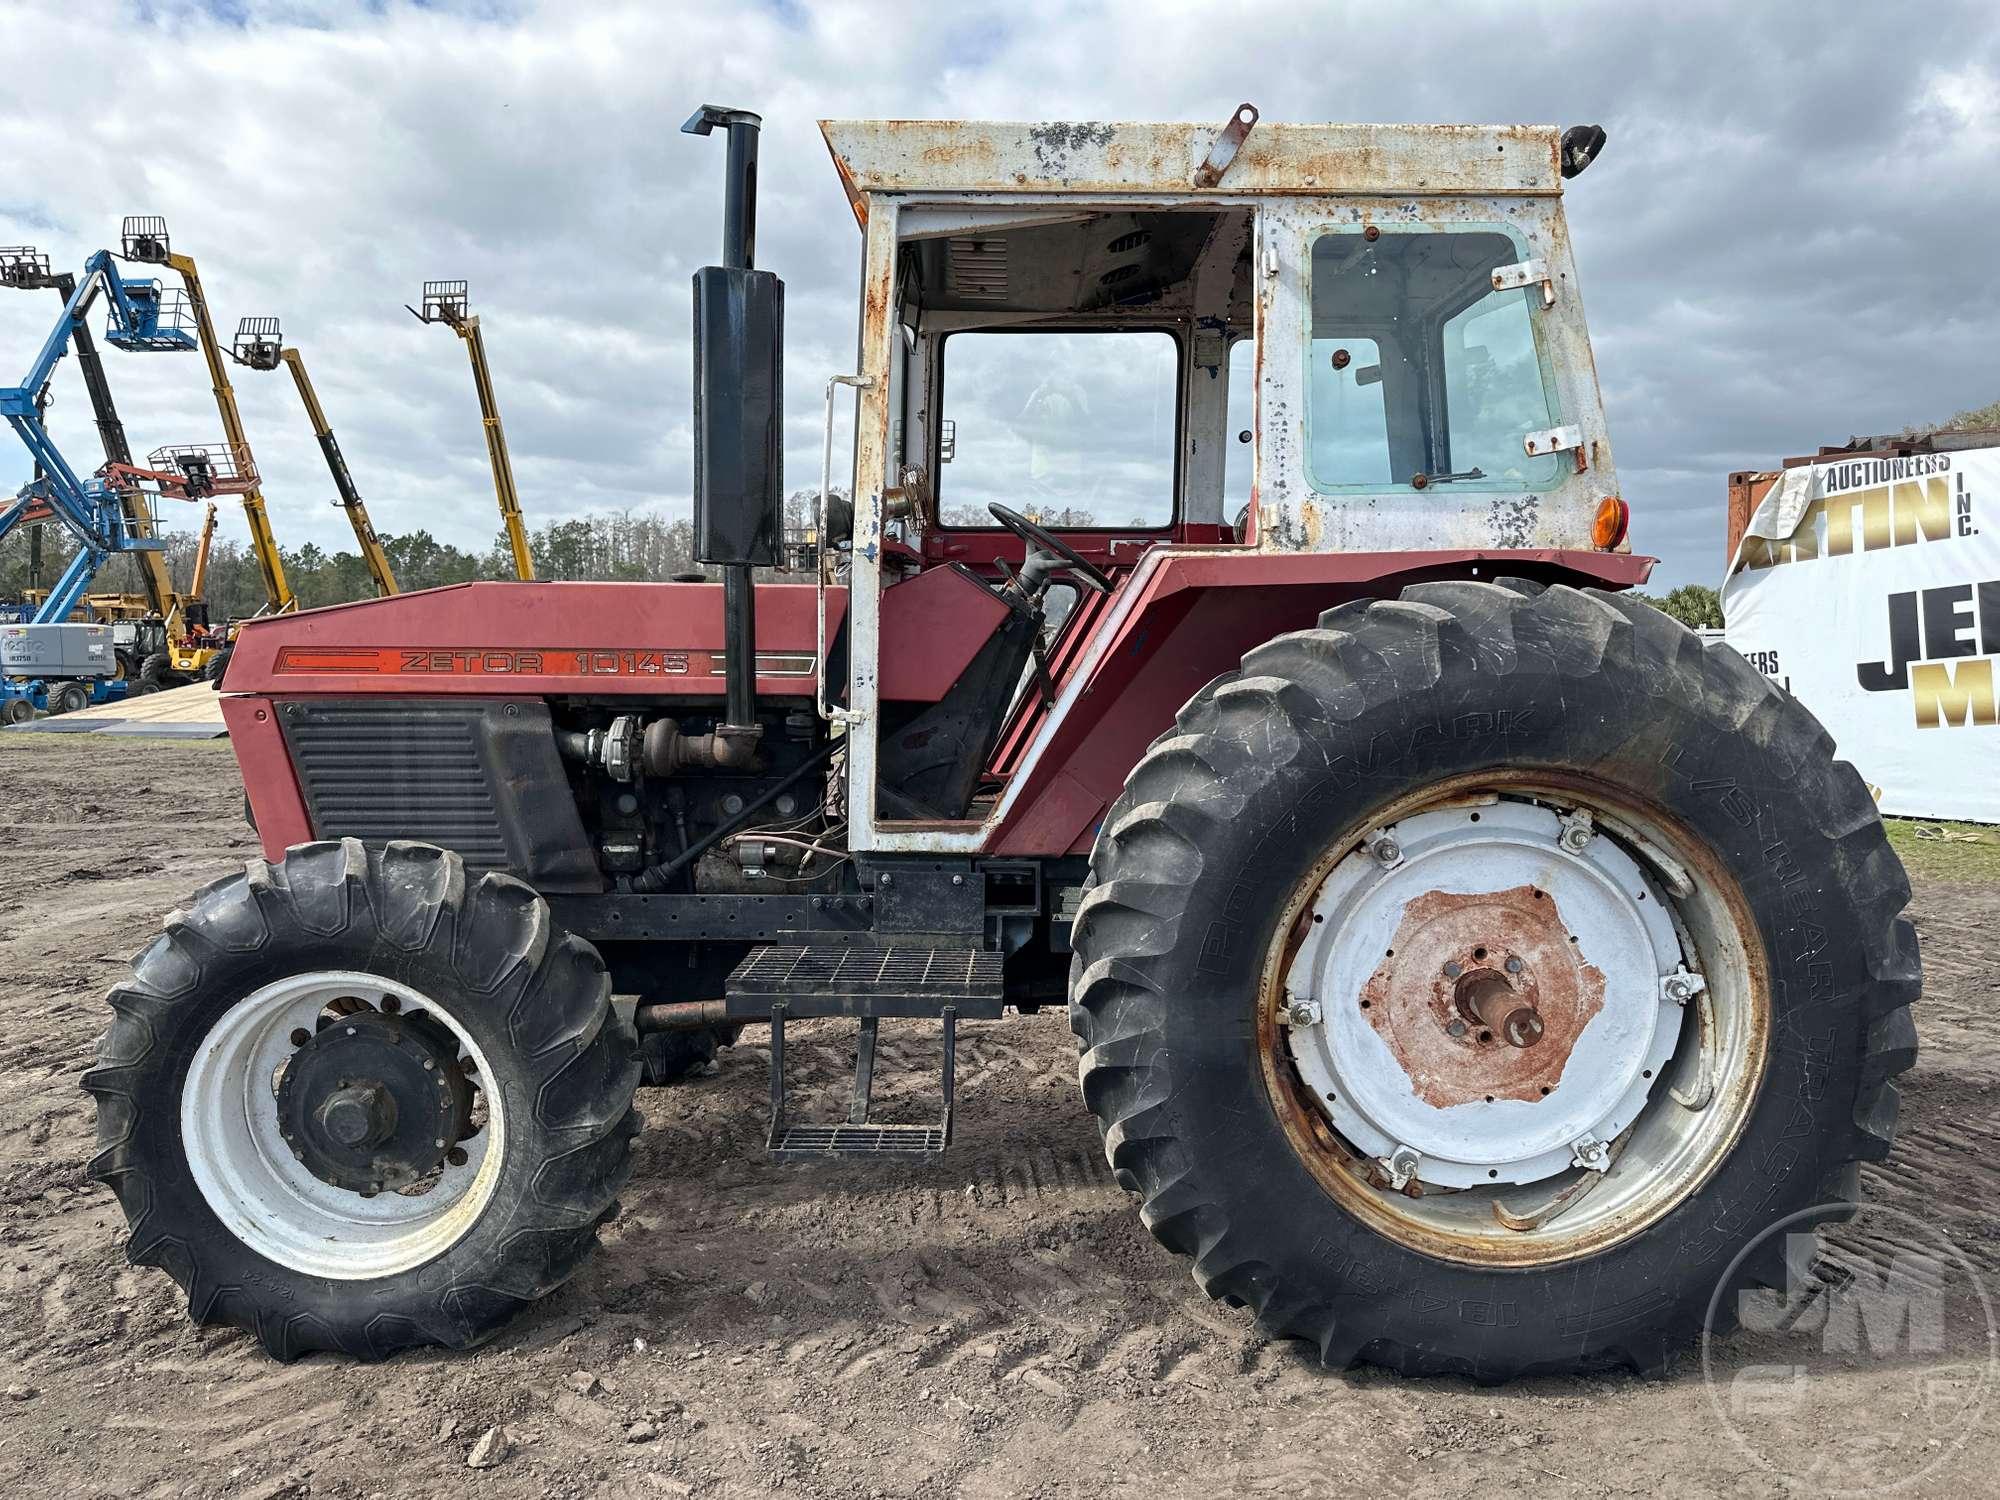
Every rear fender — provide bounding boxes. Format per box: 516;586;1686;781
987;547;1651;856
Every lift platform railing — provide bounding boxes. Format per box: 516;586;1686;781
119;215;171;264
0;247;53;291
411;279;470;326
230;316;285;371
98;283;198;351
122;442;261;499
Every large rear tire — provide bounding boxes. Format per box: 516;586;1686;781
84;838;642;1361
1069;580;1918;1379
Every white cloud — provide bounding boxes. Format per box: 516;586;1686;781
2;0;1996;592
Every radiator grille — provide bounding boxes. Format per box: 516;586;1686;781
283;702;510;872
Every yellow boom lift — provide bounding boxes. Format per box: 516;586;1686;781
188;499;217;606
121;217;295;618
407;281;534;579
231;317;397;596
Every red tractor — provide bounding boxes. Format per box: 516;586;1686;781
84;106;1917;1379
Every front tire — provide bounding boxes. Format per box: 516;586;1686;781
1069;580;1919;1379
84;838;641;1360
138;651;173;694
49;681;92;716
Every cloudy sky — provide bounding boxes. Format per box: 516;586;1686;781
2;0;1996;592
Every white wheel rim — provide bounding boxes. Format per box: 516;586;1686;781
1285;801;1682;1188
180;970;506;1280
1261;783;1767;1266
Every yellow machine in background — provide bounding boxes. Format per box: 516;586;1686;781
232;317;397;597
187;500;217;604
408;281;534;580
122;217;294;626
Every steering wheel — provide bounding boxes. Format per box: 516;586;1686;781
986;503;1114;594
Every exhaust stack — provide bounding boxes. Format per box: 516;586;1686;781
685;104;782;763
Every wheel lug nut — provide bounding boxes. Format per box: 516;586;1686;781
1504;955;1524;975
1442;960;1463;979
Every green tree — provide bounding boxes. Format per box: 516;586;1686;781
7;502;824;620
1633;584;1723;630
1940;398;2000;433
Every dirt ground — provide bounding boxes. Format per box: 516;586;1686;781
2;733;1996;1499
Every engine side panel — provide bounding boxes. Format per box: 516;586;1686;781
224;580;830;700
223;573;1003;705
278;698;602;892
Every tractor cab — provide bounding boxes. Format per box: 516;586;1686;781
803;109;1630;855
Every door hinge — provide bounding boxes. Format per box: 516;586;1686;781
1524;424;1587;473
1491;258;1555;308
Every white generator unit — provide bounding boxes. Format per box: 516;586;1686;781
0;622;117;680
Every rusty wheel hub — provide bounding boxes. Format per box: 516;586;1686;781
1282;800;1687;1189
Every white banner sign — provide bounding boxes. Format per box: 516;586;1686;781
1722;443;1996;823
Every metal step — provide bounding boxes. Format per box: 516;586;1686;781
765;1007;957;1159
768;1121;950;1155
727;944;1004;1019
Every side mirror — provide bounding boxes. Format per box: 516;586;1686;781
939;418;957;464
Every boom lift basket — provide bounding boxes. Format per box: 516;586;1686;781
0;247;54;290
119;215;171;265
104;283;198;352
137;442;259;499
415;280;470;326
231;316;285;371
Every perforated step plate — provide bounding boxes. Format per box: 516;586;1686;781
727;945;1005;1019
769;1122;950;1156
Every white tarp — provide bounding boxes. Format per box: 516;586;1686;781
1722;442;1997;823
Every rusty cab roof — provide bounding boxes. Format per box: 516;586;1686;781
817;117;1567;223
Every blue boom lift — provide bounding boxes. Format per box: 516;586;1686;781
0;249;206;721
0;244;154;660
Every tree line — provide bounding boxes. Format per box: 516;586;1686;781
1;492;830;619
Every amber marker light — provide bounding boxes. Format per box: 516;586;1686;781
1592;496;1630;550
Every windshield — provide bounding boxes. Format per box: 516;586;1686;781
937;329;1179;528
1306;228;1561;493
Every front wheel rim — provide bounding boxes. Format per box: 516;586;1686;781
1259;774;1770;1269
180;970;507;1280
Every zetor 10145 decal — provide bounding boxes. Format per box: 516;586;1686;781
274;647;819;678
84;104;1917;1381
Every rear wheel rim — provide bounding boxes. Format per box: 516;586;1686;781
1258;774;1769;1268
180;970;506;1280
